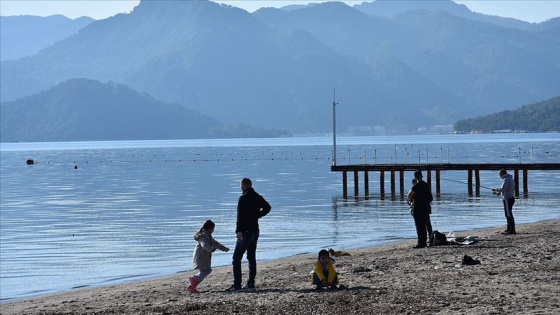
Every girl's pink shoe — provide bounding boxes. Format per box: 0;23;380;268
189;276;197;287
186;285;199;293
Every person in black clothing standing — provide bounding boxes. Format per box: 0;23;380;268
226;178;271;291
407;170;433;248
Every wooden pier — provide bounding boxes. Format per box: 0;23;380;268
331;163;560;199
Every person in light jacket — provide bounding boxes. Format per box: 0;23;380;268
492;169;516;235
187;220;229;293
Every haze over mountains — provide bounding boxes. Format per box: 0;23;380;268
0;15;94;61
0;79;219;142
1;0;559;141
0;78;291;142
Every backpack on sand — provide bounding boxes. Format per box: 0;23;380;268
431;230;448;246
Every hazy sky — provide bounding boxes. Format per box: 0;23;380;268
1;0;559;23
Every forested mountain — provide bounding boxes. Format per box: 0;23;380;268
453;96;560;133
1;0;559;137
0;15;94;61
0;79;290;142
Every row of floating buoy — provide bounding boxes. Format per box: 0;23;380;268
25;157;331;165
26;159;77;169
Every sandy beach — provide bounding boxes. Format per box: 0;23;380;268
2;219;559;315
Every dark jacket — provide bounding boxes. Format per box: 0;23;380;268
411;180;432;215
236;187;271;233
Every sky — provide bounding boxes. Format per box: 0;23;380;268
0;0;559;23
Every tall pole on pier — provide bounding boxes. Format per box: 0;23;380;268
332;87;338;166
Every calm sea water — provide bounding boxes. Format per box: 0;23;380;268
1;134;559;301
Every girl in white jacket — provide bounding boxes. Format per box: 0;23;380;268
187;220;229;293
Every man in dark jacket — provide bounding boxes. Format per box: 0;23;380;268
407;170;433;248
226;178;271;291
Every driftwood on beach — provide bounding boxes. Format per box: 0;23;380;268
2;219;559;315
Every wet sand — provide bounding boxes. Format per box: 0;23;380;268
2;219;559;315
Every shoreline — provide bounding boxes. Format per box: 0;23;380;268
2;219;559;314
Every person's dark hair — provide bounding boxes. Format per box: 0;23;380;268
197;220;215;234
318;249;329;259
499;169;507;176
414;170;423;179
241;178;252;188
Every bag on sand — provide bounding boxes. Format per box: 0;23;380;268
432;230;448;246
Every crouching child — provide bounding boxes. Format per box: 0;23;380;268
312;249;339;290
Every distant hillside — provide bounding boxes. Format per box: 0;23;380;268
353;0;560;31
1;0;559;135
453;96;560;133
0;79;291;142
0;15;94;61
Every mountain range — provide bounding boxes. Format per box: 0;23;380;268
1;0;559;140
